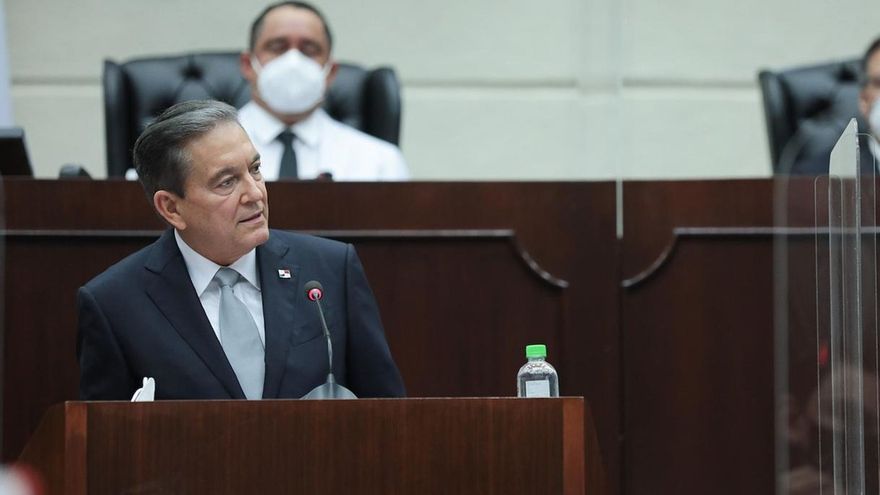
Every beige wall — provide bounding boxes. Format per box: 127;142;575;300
6;0;880;179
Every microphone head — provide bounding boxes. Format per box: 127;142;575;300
304;280;323;301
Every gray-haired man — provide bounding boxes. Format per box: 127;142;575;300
77;100;405;400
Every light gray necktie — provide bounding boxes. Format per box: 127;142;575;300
215;267;264;399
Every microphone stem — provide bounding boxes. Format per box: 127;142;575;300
315;298;333;373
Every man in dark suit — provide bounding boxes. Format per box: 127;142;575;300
77;99;405;400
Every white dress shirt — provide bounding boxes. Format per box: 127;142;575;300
870;136;880;170
237;102;410;181
174;230;265;345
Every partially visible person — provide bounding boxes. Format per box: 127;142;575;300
786;37;879;174
859;36;880;169
238;1;409;181
77;100;405;400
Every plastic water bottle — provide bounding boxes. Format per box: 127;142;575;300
516;344;559;397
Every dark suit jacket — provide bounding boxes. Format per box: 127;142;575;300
77;229;405;400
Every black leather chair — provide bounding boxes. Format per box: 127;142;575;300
758;58;870;174
103;51;402;177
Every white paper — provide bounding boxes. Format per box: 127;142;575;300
131;377;156;402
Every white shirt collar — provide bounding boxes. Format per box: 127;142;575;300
174;230;261;296
291;108;323;149
239;102;324;150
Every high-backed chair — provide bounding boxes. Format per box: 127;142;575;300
103;51;402;177
758;58;871;174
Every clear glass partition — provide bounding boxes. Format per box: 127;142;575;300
776;119;879;494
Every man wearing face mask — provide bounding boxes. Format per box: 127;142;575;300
777;39;880;175
860;36;880;169
238;1;409;181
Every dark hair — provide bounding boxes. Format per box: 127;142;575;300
862;36;880;86
133;100;239;200
248;1;333;52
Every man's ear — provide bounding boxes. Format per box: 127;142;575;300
240;51;258;84
153;190;186;231
325;60;339;88
860;89;871;120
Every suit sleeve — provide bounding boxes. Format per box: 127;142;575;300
343;244;406;397
77;286;138;400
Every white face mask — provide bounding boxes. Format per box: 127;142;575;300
870;99;880;140
252;50;331;114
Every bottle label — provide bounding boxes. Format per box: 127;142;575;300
524;379;551;398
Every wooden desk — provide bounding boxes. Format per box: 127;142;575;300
19;398;590;495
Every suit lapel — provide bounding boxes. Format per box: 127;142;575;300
257;232;300;399
144;230;245;399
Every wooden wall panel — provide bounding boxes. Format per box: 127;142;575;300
4;237;151;467
620;178;822;495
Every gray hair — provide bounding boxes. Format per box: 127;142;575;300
133;100;240;199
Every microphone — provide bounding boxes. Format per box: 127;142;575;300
301;280;357;399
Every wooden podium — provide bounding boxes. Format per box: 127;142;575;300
18;398;588;495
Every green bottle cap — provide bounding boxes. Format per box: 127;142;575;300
525;344;547;358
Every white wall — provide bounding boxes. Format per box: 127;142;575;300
5;0;880;179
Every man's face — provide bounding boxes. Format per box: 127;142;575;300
241;6;333;98
168;122;269;266
860;49;880;122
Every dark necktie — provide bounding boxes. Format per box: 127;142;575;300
277;130;298;179
215;267;265;399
